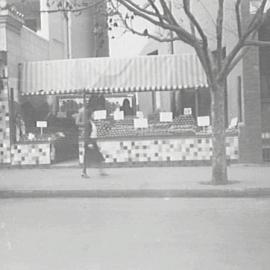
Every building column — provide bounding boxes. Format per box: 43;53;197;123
0;51;11;164
0;6;23;165
239;47;262;163
238;2;263;163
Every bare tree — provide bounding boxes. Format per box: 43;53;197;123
107;0;270;184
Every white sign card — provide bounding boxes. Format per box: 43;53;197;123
36;121;47;128
113;110;124;121
197;116;210;127
136;111;144;118
229;117;238;128
184;108;192;115
93;110;107;120
160;112;173;122
134;118;148;129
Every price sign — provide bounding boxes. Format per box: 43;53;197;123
134;118;148;129
114;111;124;121
184;108;192;115
36;121;47;128
36;121;47;136
229;117;238;128
197;116;210;127
160;112;173;122
93;110;107;120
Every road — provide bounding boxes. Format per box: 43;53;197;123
0;198;270;270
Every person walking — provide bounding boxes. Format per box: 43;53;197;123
79;109;107;178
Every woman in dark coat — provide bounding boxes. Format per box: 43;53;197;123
81;110;107;178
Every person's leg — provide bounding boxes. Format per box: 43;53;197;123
81;143;90;178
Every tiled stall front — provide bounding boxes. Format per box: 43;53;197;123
0;81;11;164
79;136;239;165
11;143;51;165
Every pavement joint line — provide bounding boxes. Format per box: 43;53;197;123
1;188;270;198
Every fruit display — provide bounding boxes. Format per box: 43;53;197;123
92;116;197;138
172;115;196;126
20;131;65;142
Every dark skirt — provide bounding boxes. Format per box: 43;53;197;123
85;139;105;166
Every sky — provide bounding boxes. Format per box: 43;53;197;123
107;0;155;57
109;32;149;57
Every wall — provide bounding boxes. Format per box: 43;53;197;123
238;1;262;163
70;0;109;58
0;77;11;164
79;135;239;165
7;25;50;101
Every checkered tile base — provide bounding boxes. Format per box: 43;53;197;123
0;91;11;164
79;136;239;164
11;143;51;165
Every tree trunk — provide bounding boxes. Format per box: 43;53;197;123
210;82;228;184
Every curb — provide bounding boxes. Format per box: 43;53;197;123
1;188;270;198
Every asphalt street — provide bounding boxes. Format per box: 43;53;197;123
0;198;270;270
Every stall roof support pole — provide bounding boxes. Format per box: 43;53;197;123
82;90;87;175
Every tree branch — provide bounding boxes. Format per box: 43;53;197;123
182;0;213;83
42;0;105;13
225;47;250;76
217;0;267;81
115;0;201;46
216;0;224;69
148;0;164;24
113;6;180;43
235;0;242;38
244;40;270;47
182;0;207;45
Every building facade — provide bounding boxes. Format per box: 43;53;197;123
0;0;109;164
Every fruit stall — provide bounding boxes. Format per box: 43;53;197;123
14;54;239;166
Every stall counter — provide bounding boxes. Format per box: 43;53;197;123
11;141;52;166
79;132;239;165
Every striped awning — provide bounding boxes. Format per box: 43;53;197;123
19;54;208;96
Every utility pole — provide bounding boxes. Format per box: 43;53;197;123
64;10;72;59
169;0;176;116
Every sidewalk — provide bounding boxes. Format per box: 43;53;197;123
0;165;270;198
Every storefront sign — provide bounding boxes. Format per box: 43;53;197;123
184;108;192;115
36;121;47;128
134;118;148;129
93;110;107;120
197;116;210;127
114;111;124;121
160;112;173;122
136;111;144;118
